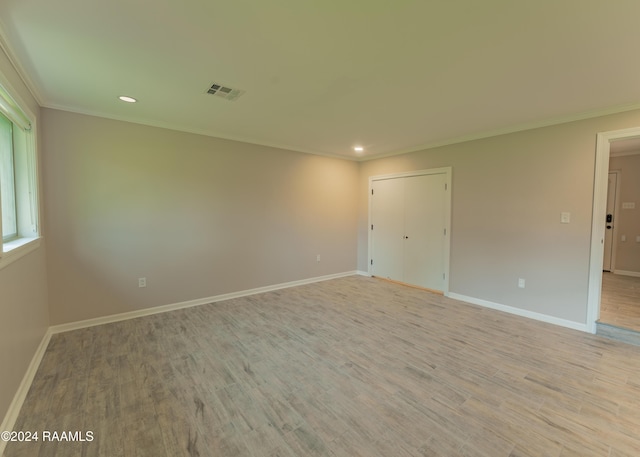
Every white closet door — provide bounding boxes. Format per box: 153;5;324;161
370;170;449;292
403;173;446;290
371;178;404;281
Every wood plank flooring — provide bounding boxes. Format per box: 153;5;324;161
599;272;640;331
4;275;640;457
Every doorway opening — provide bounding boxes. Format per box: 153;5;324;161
587;127;640;334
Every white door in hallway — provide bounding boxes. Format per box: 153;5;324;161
370;169;450;292
603;171;618;271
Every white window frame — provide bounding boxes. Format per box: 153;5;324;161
0;77;40;270
0;113;17;241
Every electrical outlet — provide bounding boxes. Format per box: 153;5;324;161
518;278;525;288
138;277;146;288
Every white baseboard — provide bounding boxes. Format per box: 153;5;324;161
50;270;361;334
0;328;52;457
2;270;363;453
613;270;640;278
2;272;591;451
447;292;589;333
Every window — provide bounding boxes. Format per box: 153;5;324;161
0;81;39;267
0;113;16;240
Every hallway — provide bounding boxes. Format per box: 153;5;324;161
599;272;640;332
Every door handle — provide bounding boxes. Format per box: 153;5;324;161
606;225;612;229
404;236;409;239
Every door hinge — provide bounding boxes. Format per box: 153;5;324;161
371;189;374;195
371;259;373;265
444;228;447;235
445;183;447;190
371;224;374;230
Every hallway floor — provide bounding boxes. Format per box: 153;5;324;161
599;272;640;332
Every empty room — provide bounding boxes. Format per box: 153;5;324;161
2;1;640;456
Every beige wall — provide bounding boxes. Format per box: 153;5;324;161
0;48;49;424
42;109;359;324
6;46;640;427
358;110;640;324
609;153;640;273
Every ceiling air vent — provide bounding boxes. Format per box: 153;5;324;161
206;83;245;101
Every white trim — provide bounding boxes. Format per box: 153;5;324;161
50;270;360;334
613;270;640;278
0;67;41;261
3;271;360;450
4;13;640;165
0;269;589;454
0;237;40;271
587;127;640;334
0;329;51;457
448;292;589;333
0;28;44;106
610;150;640;158
368;167;452;181
38;99;640;164
368;167;452;295
0;52;38;128
0;84;30;130
36;102;355;162
26;99;640;164
358;103;640;162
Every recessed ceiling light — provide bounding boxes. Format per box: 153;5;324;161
118;96;137;103
354;146;364;152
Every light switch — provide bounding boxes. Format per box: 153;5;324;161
561;212;571;224
621;235;626;242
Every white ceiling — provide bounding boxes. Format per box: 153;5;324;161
1;1;640;160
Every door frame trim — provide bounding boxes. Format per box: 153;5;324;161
368;167;452;295
587;127;640;333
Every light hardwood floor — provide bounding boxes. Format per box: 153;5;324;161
599;272;640;332
4;276;640;457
